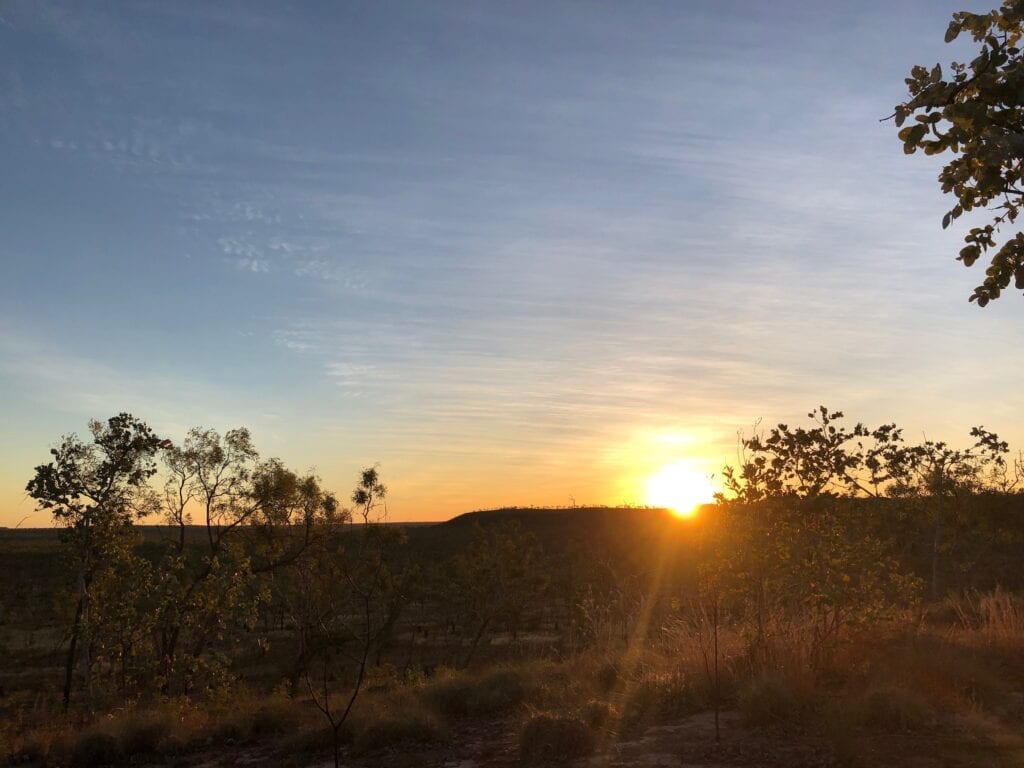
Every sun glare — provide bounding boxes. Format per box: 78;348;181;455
645;461;715;518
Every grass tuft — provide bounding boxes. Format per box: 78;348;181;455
423;666;529;718
617;675;707;736
853;683;935;732
117;713;169;757
352;710;447;754
738;673;809;727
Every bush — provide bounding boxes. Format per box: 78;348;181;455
854;685;935;732
209;717;250;744
424;667;529;718
617;677;705;736
519;715;594;766
118;715;169;757
69;731;123;768
352;712;446;754
251;697;303;737
364;663;401;692
739;674;807;727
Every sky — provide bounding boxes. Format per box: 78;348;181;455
3;0;1024;526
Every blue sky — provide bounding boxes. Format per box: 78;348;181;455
3;0;1024;524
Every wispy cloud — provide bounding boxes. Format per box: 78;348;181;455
5;0;1024;523
0;328;277;442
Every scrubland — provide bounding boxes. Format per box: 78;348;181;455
5;409;1024;766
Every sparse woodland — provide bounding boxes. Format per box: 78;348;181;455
4;407;1024;767
8;0;1024;766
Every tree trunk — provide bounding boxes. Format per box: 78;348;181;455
62;594;85;713
931;518;943;602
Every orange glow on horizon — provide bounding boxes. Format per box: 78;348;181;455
644;460;716;518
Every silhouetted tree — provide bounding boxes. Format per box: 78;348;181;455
151;429;335;691
291;468;403;768
893;0;1024;305
25;414;162;711
714;409;924;650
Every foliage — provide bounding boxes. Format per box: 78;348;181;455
25;413;164;711
894;0;1024;305
712;409;937;648
151;427;336;692
446;522;546;666
23;415;347;707
293;468;406;768
351;710;447;754
13;406;1024;766
719;407;908;501
423;667;529;718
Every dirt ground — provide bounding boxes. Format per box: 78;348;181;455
179;711;857;768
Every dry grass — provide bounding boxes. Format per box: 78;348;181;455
4;683;322;766
951;588;1024;643
422;665;532;718
6;591;1024;766
352;709;447;754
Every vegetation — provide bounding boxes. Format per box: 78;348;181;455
894;0;1024;305
4;407;1024;765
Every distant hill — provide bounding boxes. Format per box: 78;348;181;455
444;505;675;526
401;505;709;562
0;506;709;565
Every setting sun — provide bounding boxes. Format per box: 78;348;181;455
645;460;716;517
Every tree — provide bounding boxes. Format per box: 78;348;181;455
714;409;923;649
290;468;404;768
25;414;163;711
889;427;1020;599
719;407;908;501
152;428;335;692
448;522;545;667
894;1;1024;305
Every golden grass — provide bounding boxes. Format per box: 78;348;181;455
6;591;1024;766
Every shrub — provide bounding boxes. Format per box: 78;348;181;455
364;663;401;692
118;715;169;757
352;712;446;754
855;685;935;732
251;697;303;737
69;731;123;768
738;674;807;727
201;688;304;745
477;668;529;712
519;715;594;766
424;667;528;718
209;716;250;744
617;677;705;736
